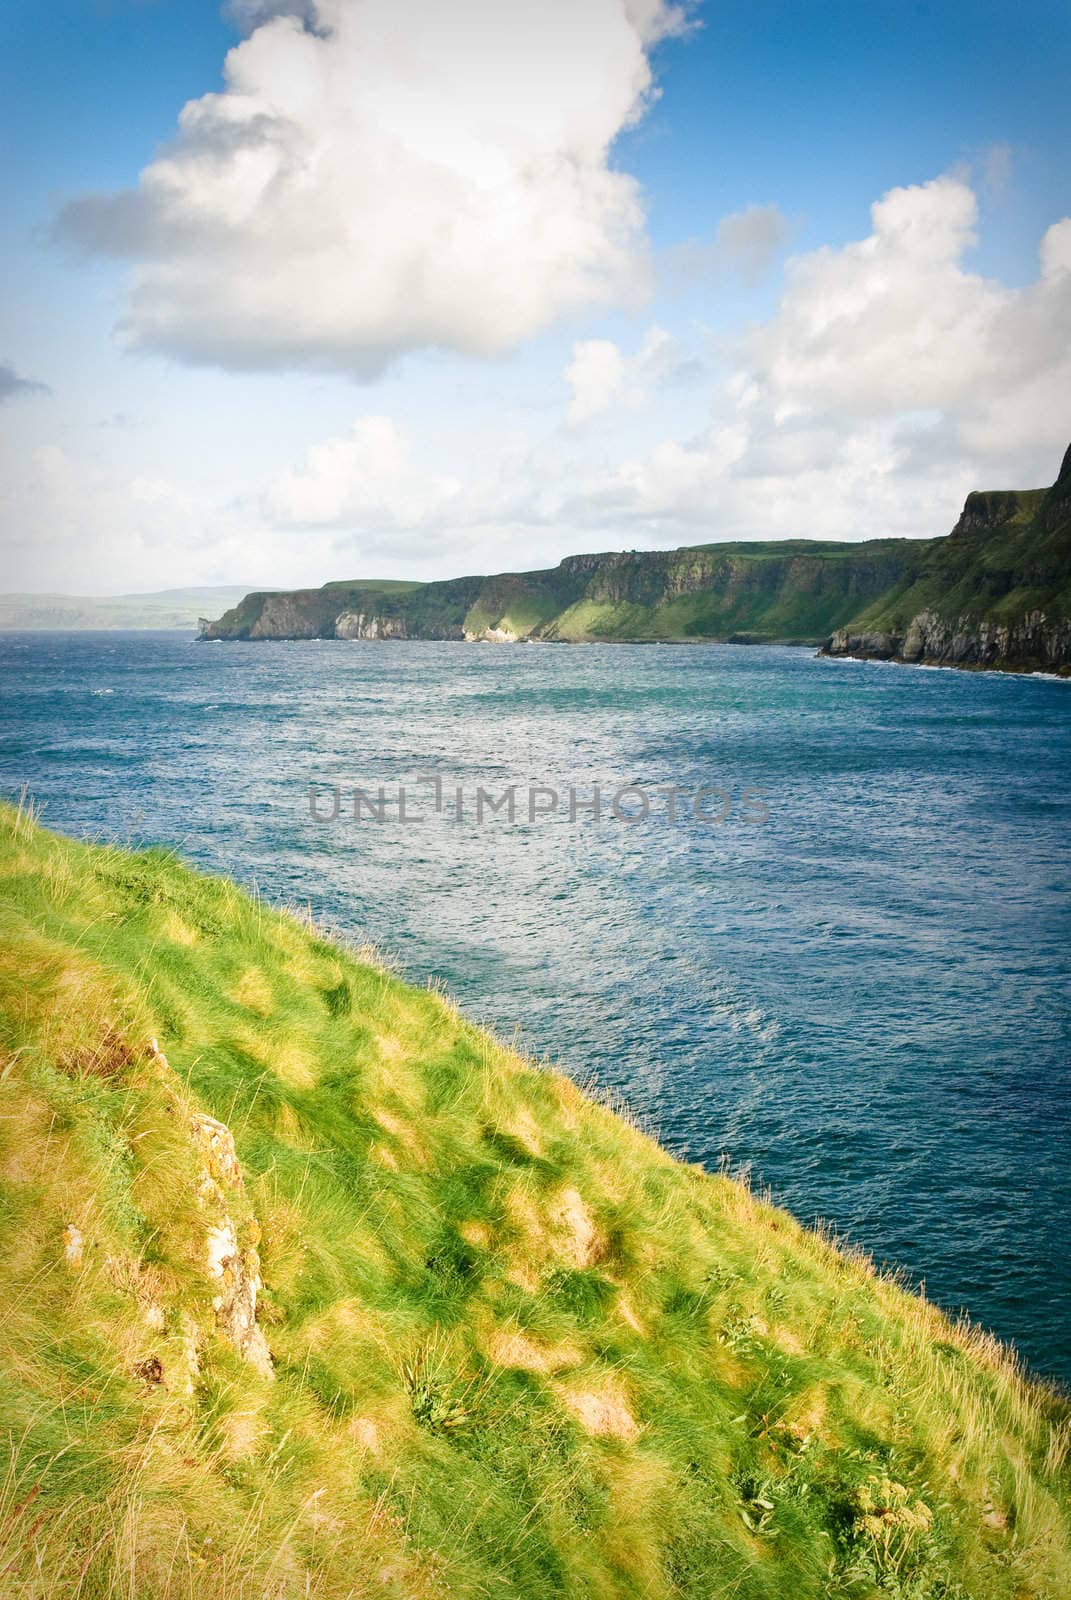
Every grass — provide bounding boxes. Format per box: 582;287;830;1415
1;797;1069;1597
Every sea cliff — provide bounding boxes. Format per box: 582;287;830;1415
199;541;930;648
822;445;1071;674
198;446;1071;673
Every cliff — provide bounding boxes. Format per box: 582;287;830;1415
198;449;1071;672
199;540;929;648
1;798;1070;1598
823;446;1071;673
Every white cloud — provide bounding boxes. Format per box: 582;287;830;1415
591;175;1071;536
267;415;462;526
16;171;1070;593
564;325;699;423
257;175;1071;560
564;340;632;424
59;0;690;377
714;203;794;281
737;175;1071;453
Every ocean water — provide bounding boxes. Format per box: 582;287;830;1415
2;631;1069;1383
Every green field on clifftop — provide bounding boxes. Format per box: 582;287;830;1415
1;801;1069;1599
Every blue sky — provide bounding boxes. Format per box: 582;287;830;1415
1;0;1068;593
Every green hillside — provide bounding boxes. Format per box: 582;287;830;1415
1;801;1069;1598
200;542;927;647
199;447;1071;671
823;447;1071;671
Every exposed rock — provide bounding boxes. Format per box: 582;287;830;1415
249;595;325;640
826;610;1071;674
335;611;409;640
202;445;1070;672
189;1110;273;1378
826;628;901;660
819;446;1071;674
463;624;518;642
63;1224;83;1270
948;490;1025;540
179;1312;201;1395
190;1110;245;1192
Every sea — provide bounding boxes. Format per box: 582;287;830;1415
2;631;1069;1384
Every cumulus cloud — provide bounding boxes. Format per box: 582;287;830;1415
0;363;49;403
565;340;632;424
738;175;1071;452
267;415;463;527
594;175;1071;535
19;171;1071;591
59;0;690;377
258;175;1071;557
564;325;699;423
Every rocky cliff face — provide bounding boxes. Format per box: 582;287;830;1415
249;595;326;640
828;611;1071;674
822;446;1071;674
336;611;408;639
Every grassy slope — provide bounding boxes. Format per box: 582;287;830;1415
201;543;929;645
845;487;1071;636
539;546;926;644
1;803;1069;1600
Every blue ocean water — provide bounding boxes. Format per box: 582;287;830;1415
2;631;1069;1382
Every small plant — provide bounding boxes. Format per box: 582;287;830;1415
401;1338;494;1434
850;1474;934;1579
720;1309;766;1355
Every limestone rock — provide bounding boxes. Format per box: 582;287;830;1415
189;1110;273;1379
63;1224;83;1270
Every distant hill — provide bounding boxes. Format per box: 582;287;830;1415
0;586;274;632
200;447;1071;674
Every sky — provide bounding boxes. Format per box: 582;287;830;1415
1;0;1069;595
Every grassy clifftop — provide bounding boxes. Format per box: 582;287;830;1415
823;447;1071;671
198;447;1071;669
1;801;1069;1599
199;541;926;647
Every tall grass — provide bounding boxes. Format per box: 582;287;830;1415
0;801;1068;1598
